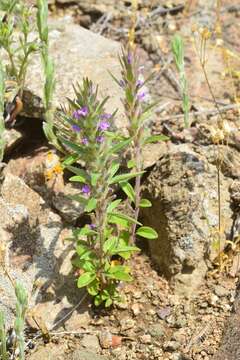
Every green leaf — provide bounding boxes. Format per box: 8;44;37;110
103;237;118;253
136;226;158;239
62;153;79;166
77;272;96;288
107;199;122;213
109;161;120;178
109;171;144;185
94;294;103;306
139;199;152;208
144;134;169;144
105;298;113;307
109;138;132;154
87;279;100;296
85;198;97;212
106;266;133;281
67;165;89;179
76;243;88;256
108;212;142;227
60;137;84;154
110;245;140;254
120;182;135;203
70;175;87;184
72;258;95;272
127;159;136;169
91;173;100;186
74;226;97;237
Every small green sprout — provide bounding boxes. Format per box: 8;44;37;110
0;0;39;96
171;34;190;128
36;0;60;151
0;282;28;360
0;60;6;162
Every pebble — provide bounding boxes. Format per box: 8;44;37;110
131;303;141;316
157;306;171;320
213;285;229;297
164;341;181;352
149;323;166;338
139;334;152;344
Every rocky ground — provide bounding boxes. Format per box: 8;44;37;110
1;1;240;359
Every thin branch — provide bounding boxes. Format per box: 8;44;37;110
159;103;239;122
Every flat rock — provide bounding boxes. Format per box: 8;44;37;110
71;349;109;360
26;16;126;130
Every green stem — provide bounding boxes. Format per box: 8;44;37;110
131;133;142;244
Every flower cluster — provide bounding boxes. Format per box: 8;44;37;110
69;101;113;149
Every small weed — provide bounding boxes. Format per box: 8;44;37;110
171;34;190;128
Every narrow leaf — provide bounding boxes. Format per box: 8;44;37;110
136;226;158;239
139;199;152;208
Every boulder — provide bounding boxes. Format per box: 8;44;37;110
142;143;233;296
0;174;62;328
25;16;126;129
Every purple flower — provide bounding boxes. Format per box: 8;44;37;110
89;223;96;230
100;113;112;120
98;121;110;131
72;106;88;119
137;90;147;101
96;135;104;143
82;137;89;145
78;106;88;117
136;79;144;88
71;124;81;132
73;110;80;119
127;53;132;64
82;185;90;195
119;80;126;88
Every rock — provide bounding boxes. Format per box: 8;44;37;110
164;340;181;352
142;143;233;296
28;344;67;360
52;182;85;223
212;281;240;360
120;317;135;331
139;334;152;344
213;284;229;298
149;323;166;338
81;334;100;352
71;349;109;360
4;129;23;154
99;331;122;349
170;353;183;360
26;16;126;130
157;306;171;320
0;174;63;328
131;303;141;316
64;309;91;331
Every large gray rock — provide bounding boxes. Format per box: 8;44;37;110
25;16;126;129
142;143;233;296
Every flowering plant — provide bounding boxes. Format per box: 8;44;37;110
55;78;143;306
113;48;167;243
